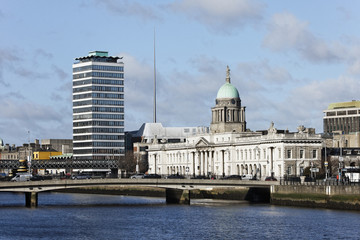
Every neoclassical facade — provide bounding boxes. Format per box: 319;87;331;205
147;67;323;179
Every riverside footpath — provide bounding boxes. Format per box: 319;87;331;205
272;179;360;211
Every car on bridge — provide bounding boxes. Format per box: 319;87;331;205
265;176;277;181
242;174;255;180
222;175;242;180
165;174;185;179
130;173;145;179
143;174;161;179
31;175;44;181
10;173;32;182
72;174;92;180
191;175;210;179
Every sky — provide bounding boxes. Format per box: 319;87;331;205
1;0;360;146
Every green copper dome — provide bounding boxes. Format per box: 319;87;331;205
216;66;240;99
216;82;239;99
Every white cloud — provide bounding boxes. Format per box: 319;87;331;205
167;0;265;34
348;60;360;75
0;94;72;145
97;0;162;21
51;65;69;81
264;75;360;132
237;59;293;85
263;12;345;63
123;53;228;130
121;53;155;130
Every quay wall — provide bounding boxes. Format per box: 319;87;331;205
271;185;360;211
56;184;360;210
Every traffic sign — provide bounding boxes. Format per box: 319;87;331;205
311;168;319;172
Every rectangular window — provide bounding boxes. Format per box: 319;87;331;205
300;150;304;159
312;150;317;158
287;150;291;158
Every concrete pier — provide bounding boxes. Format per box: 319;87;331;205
25;192;38;208
165;189;190;204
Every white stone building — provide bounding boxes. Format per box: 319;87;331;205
147;67;323;179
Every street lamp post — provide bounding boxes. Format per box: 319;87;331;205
324;142;328;179
339;136;344;182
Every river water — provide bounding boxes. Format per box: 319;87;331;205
0;192;360;240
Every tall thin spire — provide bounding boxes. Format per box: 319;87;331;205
153;27;157;123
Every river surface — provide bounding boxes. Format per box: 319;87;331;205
0;192;360;240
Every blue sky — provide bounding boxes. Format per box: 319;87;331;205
1;0;360;146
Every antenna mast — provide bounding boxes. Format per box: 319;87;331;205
153;27;157;123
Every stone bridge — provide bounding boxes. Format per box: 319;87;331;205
0;179;278;207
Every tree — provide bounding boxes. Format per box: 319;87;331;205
120;150;137;173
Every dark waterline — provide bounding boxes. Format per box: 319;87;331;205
0;192;360;240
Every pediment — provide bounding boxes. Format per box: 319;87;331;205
195;138;210;147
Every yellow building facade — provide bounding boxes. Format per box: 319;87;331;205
33;151;62;160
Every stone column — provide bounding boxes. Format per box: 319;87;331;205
199;151;202;175
210;151;214;175
192;152;196;177
222;150;225;177
204;151;208;176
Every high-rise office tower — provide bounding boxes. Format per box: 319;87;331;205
323;100;360;134
72;51;124;160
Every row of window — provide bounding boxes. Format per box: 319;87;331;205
73;121;124;127
73;93;124;100
73;100;124;107
73;86;124;93
73;114;124;120
73;65;124;73
73;149;125;155
73;128;124;134
326;110;360;117
74;142;125;148
73;79;124;86
164;148;318;164
74;134;125;141
73;72;124;79
324;117;360;133
286;149;317;159
73;107;124;114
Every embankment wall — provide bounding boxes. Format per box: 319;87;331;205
271;185;360;211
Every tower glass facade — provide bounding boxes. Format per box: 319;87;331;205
72;51;124;160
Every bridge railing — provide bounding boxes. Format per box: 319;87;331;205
280;177;360;186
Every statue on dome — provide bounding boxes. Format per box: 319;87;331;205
226;65;231;83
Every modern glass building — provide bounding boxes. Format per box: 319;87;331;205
72;51;125;160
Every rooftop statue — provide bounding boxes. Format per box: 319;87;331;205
226;65;231;83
